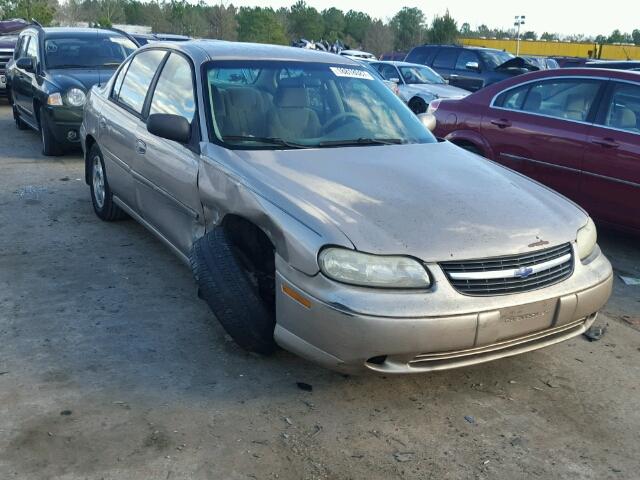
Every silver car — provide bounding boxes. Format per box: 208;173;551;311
81;41;612;374
371;60;470;114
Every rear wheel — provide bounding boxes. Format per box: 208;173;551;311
88;144;127;221
39;106;63;156
408;97;427;115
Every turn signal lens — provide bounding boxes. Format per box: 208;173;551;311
47;92;63;106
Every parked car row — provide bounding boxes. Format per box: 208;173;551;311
2;31;619;374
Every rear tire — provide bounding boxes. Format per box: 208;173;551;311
409;97;427;115
39;106;63;156
88;144;127;221
458;143;483;156
191;228;277;355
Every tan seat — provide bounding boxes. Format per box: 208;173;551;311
222;87;269;137
610;106;638;131
268;85;321;140
565;94;587;121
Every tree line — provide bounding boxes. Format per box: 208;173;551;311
1;0;639;55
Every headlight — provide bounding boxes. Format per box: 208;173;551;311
47;92;63;106
318;248;431;288
576;217;597;260
66;88;86;107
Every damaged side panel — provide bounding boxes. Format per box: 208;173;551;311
196;145;354;276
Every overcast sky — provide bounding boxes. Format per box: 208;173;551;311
219;0;640;37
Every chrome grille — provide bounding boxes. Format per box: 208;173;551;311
440;243;573;296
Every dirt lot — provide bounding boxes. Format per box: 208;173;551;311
0;102;639;480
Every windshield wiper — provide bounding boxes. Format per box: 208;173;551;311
318;137;405;147
221;135;308;149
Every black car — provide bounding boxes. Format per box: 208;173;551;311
404;45;538;92
6;26;137;155
584;60;640;70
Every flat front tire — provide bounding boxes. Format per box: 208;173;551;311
191;228;277;355
89;144;127;221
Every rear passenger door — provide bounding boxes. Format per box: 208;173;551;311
133;52;204;255
430;48;459;85
100;49;166;208
481;77;606;204
453;50;484;92
582;80;640;231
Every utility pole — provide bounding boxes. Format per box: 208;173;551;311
514;15;526;56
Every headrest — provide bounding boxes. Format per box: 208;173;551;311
566;94;585;111
523;90;542;110
276;86;309;108
612;107;637;129
226;87;261;110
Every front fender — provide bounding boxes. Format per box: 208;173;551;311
444;130;495;159
197;153;354;276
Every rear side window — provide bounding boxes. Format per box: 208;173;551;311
495;79;602;122
117;49;166;114
432;48;458;69
405;46;437;66
26;36;38;60
149;53;196;123
601;82;640;133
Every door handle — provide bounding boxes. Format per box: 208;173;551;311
449;74;459;78
591;138;619;149
135;139;147;155
491;119;512;128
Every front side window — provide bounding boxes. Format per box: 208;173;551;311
26;36;38;60
399;65;445;85
205;60;436;149
601;82;640;133
149;53;196;122
455;50;479;71
44;35;137;69
117;49;166;114
14;35;29;59
496;79;602;122
478;50;514;69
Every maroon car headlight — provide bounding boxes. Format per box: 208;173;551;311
576;217;597;260
318;248;431;289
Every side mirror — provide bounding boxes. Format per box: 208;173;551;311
16;57;34;72
147;113;191;144
389;77;401;84
465;61;480;71
417;112;436;132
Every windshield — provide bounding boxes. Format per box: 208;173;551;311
478;50;514;69
205;60;436;149
44;36;137;69
399;65;445;85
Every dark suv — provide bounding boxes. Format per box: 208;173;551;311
6;26;137;155
405;45;538;92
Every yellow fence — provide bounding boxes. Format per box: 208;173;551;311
460;37;640;60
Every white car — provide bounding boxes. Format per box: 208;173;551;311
340;49;376;62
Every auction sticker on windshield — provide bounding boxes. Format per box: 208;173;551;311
330;67;373;80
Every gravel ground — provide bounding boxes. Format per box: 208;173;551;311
0;102;639;480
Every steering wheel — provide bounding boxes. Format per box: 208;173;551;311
323;112;361;133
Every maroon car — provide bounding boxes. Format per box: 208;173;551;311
430;68;640;234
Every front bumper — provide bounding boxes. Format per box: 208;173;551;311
42;105;83;145
274;244;613;374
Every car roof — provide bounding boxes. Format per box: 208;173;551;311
23;26;129;39
373;60;431;68
413;44;502;52
144;40;362;65
504;67;640;84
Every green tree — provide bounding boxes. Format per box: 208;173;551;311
608;29;625;43
633;29;640;45
459;22;471;37
540;32;559;41
288;0;322;40
522;30;537;40
322;7;344;42
390;7;425;51
344;9;371;45
363;19;393;56
11;0;56;25
427;10;457;45
206;3;238;41
237;6;288;45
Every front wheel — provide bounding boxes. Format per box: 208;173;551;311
89;144;127;221
408;97;427;115
11;98;28;130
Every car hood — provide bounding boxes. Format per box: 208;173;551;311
230;141;586;262
404;83;470;99
495;56;539;72
46;68;117;92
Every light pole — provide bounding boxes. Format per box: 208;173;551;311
514;15;526;56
